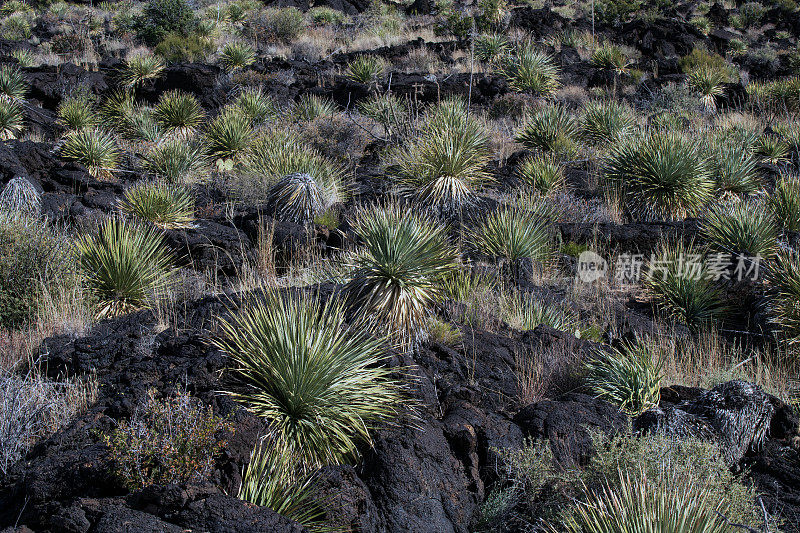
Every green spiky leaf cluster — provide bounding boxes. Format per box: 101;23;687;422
119;181;195;229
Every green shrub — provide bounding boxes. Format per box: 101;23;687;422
471;206;554;272
219;42;255;72
0;64;27;102
515;152;566;195
205;107;253;164
256;7;304;43
605;131;713;221
700;201;778;259
595;0;642;24
584;340;663;415
144;138;207;182
60;128;120;180
119;181;194;229
293;94;336;121
56;93;96;132
709;140;761;194
770;173;800;232
154;32;213;63
233;87;279;126
590;42;632;77
580;99;634;145
0;99;23;140
102;388;232;491
346;55;387;85
77;217;174;318
475;33;509;63
239;441;325;528
502;292;579;334
214;291;403;467
135;0;198;46
357;92;407;135
501;42;560;96
516;104;579;158
393;98;491;216
766;247;800;349
644;240;728;329
754;134;790;163
493;432;766;530
0;217;72;329
687;66;727;112
119;53;165;89
241;130;344;208
308;6;347;24
344;204;458;346
153;89;204;135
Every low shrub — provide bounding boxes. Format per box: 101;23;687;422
135;0;198;46
102;388;232;490
154;32;214;63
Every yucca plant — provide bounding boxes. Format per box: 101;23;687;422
76;217;174;318
56;93;97;132
100;90;137;131
393;98;491;216
765;247;800;349
345;55;386;85
605;131;713;221
205;107;253;164
753;134;789;164
266;172;324;224
343;204;458;347
119;181;195;229
293;94;336;121
475;33;509;63
153;90;205;136
557;467;735;533
244;130;344;208
233;87;278;126
709;140;761;194
687;66;727;112
0;65;27;102
60;128;120;180
770;173;800;232
219;42;255;72
516;152;566;195
144;138;206;182
590;42;631;76
10;49;34;68
471;206;554;274
0;99;23;140
580;99;634;144
501;42;560;96
502;291;579;334
644;240;728;329
214;291;404;467
120;105;163;142
516;104;579;158
357;92;407;135
119;53;165;89
239;441;324;528
700;201;778;259
584;340;663;415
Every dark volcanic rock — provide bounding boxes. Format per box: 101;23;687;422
514;393;629;465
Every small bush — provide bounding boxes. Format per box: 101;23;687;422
56;93;96;132
516;104;579;158
357;92;407;135
0;99;23;140
471;206;554;273
605;131;713;221
701;200;778;259
346;55;387;85
205;107;253;164
393;98;491;216
253;7;304;43
293;94;336;121
215;291;403;467
709;140;761;194
501;42;560;96
153;89;204;135
60;128;120;180
119;53;165;89
154;32;213;63
0;64;27;102
308;6;347;24
119;181;194;229
103;388;232;491
580;99;634;145
644;240;728;329
0;217;73;329
219;42;255;72
770;173;800;232
502;292;579;334
584;340;663;415
765;247;800;349
344;204;458;346
475;33;509;63
516;152;566;195
135;0;198;46
144;138;207;182
233;87;279;126
77;217;174;318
